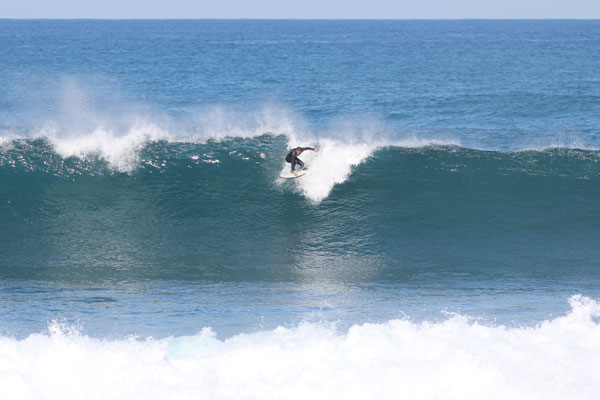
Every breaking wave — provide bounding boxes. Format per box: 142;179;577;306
1;295;599;400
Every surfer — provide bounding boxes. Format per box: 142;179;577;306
286;146;318;175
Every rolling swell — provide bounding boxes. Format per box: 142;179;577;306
2;137;600;283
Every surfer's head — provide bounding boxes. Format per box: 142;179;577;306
295;147;302;154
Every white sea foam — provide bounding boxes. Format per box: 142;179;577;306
0;129;20;148
20;87;301;172
7;80;296;172
285;139;375;203
0;136;13;147
283;135;461;203
22;105;297;172
39;123;170;172
1;295;599;400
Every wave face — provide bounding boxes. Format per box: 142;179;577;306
1;295;599;400
2;135;600;283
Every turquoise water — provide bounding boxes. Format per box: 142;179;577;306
1;20;600;399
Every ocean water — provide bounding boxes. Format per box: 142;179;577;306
1;19;600;399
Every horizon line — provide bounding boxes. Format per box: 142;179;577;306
2;17;600;21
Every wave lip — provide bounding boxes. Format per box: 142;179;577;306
286;139;375;203
38;123;170;172
281;135;462;203
1;295;599;399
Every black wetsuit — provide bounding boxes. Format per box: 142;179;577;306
286;147;315;172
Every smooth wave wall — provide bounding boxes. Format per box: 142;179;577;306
0;295;598;400
2;136;599;282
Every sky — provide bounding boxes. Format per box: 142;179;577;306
2;0;600;19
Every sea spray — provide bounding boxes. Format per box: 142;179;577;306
289;139;374;203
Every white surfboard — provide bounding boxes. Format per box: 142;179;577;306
280;169;308;179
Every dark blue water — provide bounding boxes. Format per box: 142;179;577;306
2;20;600;339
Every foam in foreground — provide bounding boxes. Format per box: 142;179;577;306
0;295;599;400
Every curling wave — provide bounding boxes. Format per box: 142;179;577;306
2;135;600;282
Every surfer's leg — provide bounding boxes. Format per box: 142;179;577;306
291;158;304;172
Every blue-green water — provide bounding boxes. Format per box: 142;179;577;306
1;20;600;399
